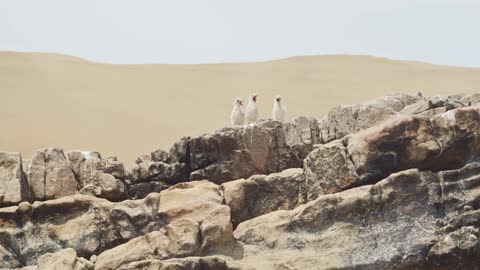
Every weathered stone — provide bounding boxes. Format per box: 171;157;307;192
199;205;235;256
427;226;480;268
151;149;170;163
28;148;78;201
400;95;466;118
189;150;257;184
461;93;480;106
79;173;127;201
127;181;170;200
304;140;360;200
116;256;237;270
222;169;306;227
233;163;480;269
170;120;302;183
0;152;29;207
131;161;187;184
222;179;259;227
319;93;422;143
103;159;125;180
66;151;103;188
283;116;321;159
0;181;228;268
94;218;200;270
307;105;480;200
37;248;77;270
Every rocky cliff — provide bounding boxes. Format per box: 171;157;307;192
1;92;480;269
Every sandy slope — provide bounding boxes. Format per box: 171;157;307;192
1;51;480;163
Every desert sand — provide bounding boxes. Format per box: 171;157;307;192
1;51;480;162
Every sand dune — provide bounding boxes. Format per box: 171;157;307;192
1;51;480;163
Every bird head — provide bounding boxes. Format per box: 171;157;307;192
275;95;282;103
234;98;243;106
249;94;258;102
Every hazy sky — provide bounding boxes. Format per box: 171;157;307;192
1;0;479;66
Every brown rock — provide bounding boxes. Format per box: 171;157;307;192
304;140;359;200
79;173;127;201
319;93;422;143
233;163;480;269
168;119;302;184
116;256;236;270
222;169;306;227
0;152;29;207
34;248;94;270
94;218;200;270
199;205;235;256
28;148;78;201
306;105;480;200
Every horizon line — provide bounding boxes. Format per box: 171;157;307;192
1;50;479;69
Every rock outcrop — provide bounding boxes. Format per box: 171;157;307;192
222;168;306;227
234;163;480;269
0;152;29;207
132;119;305;186
306;105;480;200
3;92;480;270
28;148;79;201
319;93;423;143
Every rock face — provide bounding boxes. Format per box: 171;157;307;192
234;163;480;269
305;105;480;200
319;93;423;143
222;168;306;227
137;119;304;185
0;152;29;207
3;93;480;270
68;151;128;201
0;181;233;268
28;148;78;201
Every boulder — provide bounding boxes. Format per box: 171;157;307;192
304;140;360;200
461;93;480;106
28;148;78;201
79;173;127;201
399;95;466;117
135;149;170;164
427;226;480;269
132;119;306;187
0;180;231;268
319;93;422;143
283;116;321;159
36;248;93;270
131;161;187;184
222;168;306;227
306;105;480;200
115;256;237;270
0;152;29;207
169;120;302;184
94;218;201;270
199;205;235;256
67;151;127;201
67;151;126;183
127;181;170;200
233;163;480;269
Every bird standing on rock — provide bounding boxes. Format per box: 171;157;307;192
245;94;259;124
231;98;245;126
273;95;288;122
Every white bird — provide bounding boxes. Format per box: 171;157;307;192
273;95;288;122
245;94;259;124
231;98;245;126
